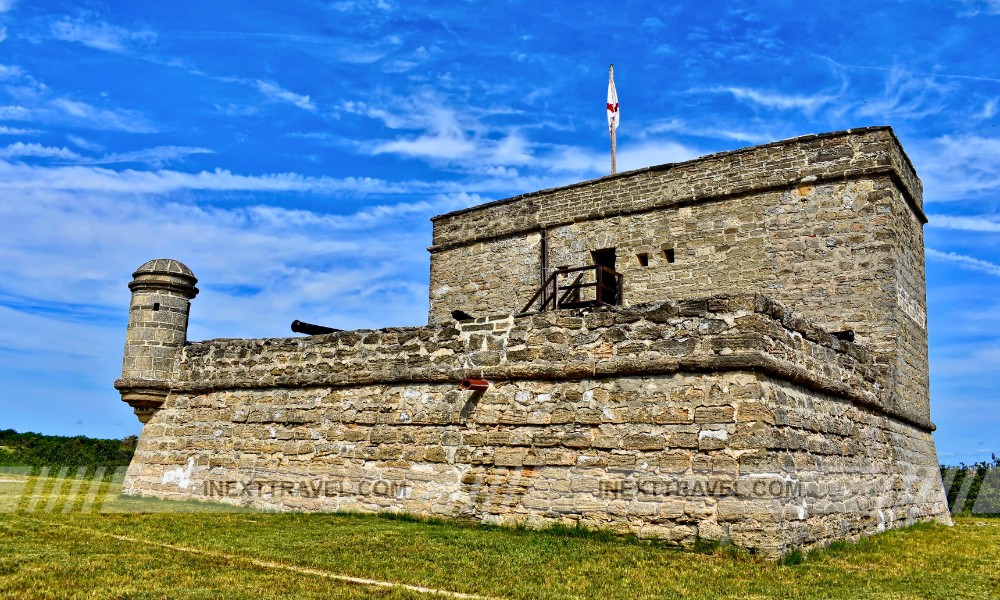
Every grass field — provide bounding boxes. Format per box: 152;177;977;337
0;474;997;599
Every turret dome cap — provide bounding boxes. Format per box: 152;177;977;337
133;258;195;279
129;258;198;297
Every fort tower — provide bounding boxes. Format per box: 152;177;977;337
115;258;198;423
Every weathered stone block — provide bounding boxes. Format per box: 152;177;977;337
695;406;735;424
494;448;527;467
622;434;666;451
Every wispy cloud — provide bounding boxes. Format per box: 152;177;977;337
344;95;514;164
706;86;835;113
0;63;23;80
254;80;315;111
0;104;30;119
0;0;15;14
980;98;997;119
66;134;102;152
88;146;214;167
0;142;81;160
49;98;156;132
0;160;429;195
646;118;776;145
541;139;700;175
0;180;455;340
928;214;1000;233
957;0;1000;16
373;130;477;160
50;16;155;53
0;125;39;135
852;66;953;121
917;135;1000;199
927;248;1000;277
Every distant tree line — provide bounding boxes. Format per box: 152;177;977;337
941;454;1000;516
0;429;137;472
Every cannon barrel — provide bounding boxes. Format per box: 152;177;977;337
832;330;855;343
291;320;342;335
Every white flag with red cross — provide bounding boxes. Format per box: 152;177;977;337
607;67;620;130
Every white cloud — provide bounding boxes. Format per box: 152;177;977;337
89;146;214;167
927;248;1000;277
917;135;1000;200
0;143;214;166
709;86;835;113
641;17;665;30
347;96;503;162
0;125;39;135
0;0;14;14
981;98;998;119
928;214;1000;233
374;132;476;160
254;80;316;111
0;142;81;160
0;26;7;43
852;66;952;122
50;16;156;53
646;118;776;145
0;105;30;119
0;180;457;340
0;160;430;195
0;65;47;98
542;139;700;176
66;134;103;152
957;0;1000;16
0;63;23;80
49;98;156;132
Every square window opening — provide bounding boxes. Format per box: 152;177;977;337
663;248;676;263
637;253;649;267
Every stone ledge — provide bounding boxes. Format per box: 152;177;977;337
430;127;925;252
169;294;933;432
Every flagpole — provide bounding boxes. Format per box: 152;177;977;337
609;64;616;175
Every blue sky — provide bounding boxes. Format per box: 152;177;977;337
0;1;997;463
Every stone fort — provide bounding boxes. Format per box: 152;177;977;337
116;126;951;556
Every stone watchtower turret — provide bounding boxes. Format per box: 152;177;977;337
114;259;198;423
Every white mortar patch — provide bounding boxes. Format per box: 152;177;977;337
698;429;728;441
162;457;195;490
897;286;927;330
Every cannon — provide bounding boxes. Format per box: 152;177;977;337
832;330;855;343
290;320;342;335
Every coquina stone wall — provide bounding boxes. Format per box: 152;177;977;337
124;295;950;557
428;127;930;423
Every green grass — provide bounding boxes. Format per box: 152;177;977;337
0;474;997;599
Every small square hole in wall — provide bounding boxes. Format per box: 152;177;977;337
636;253;649;267
153;302;160;311
663;248;676;263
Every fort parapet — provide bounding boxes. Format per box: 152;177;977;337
117;127;951;557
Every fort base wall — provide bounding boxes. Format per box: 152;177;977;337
123;296;950;557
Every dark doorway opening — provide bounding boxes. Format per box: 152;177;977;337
591;247;618;304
